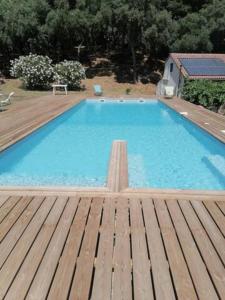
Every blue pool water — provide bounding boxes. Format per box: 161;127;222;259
0;99;225;189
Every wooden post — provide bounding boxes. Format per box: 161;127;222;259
107;140;129;192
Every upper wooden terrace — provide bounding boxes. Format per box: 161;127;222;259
0;95;225;299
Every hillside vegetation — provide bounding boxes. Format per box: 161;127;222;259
0;0;224;82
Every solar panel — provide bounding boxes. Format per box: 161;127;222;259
179;58;225;76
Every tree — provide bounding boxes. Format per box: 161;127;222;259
172;13;213;52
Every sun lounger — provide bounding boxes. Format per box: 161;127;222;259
0;92;14;110
93;85;103;96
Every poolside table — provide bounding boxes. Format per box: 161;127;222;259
52;84;68;95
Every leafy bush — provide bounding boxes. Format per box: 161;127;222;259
182;79;225;111
54;60;86;90
10;54;54;89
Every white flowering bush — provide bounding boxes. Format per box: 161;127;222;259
10;54;54;89
54;60;86;90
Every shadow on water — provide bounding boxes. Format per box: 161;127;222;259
202;156;225;188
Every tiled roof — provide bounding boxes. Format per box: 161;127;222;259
170;53;225;79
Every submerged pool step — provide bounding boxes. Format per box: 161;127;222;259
107;140;128;192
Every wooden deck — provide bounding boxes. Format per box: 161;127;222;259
0;195;224;300
0;94;79;151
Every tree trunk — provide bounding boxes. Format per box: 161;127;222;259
130;42;137;83
128;26;137;83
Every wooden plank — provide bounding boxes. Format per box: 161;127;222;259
0;195;10;208
69;198;103;300
91;198;115;300
107;141;128;192
5;197;68;300
0;196;56;299
26;197;78;300
112;198;132;300
0;196;21;223
216;201;225;215
154;199;198;300
0;196;32;242
0;96;79;152
192;200;225;264
130;198;154;300
166;200;218;299
0;196;45;268
204;201;225;236
179;200;225;298
48;197;92;300
142;198;176;300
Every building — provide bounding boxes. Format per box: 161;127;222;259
156;53;225;97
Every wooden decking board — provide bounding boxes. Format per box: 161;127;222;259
0;195;224;299
167;200;219;299
142;198;176;300
0;196;32;242
130;198;154;300
160;98;225;142
191;200;225;264
26;197;78;300
178;200;225;298
204;201;225;236
69;198;103;300
0;196;56;299
154;199;198;300
0;196;45;268
4;196;68;300
0;196;21;223
48;197;91;300
0;195;10;208
91;198;115;300
112;198;132;300
216;201;225;215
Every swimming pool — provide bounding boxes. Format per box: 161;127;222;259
0;99;225;190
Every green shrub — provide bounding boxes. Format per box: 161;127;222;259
10;54;54;89
182;79;225;111
54;60;86;90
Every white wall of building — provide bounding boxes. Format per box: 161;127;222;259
157;57;184;96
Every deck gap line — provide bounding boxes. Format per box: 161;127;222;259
169;200;202;299
140;200;151;261
190;201;225;268
215;202;225;217
202;202;225;238
0;197;46;270
177;200;221;299
157;199;192;300
25;197;68;298
45;197;81;300
88;265;96;300
0;196;23;225
131;269;135;300
0;196;10;209
0;196;34;243
76;198;93;258
152;199;179;299
1;197;57;298
149;267;157;300
65;198;93;298
22;196;69;299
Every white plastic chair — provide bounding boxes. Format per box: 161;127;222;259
0;92;14;109
164;86;174;98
